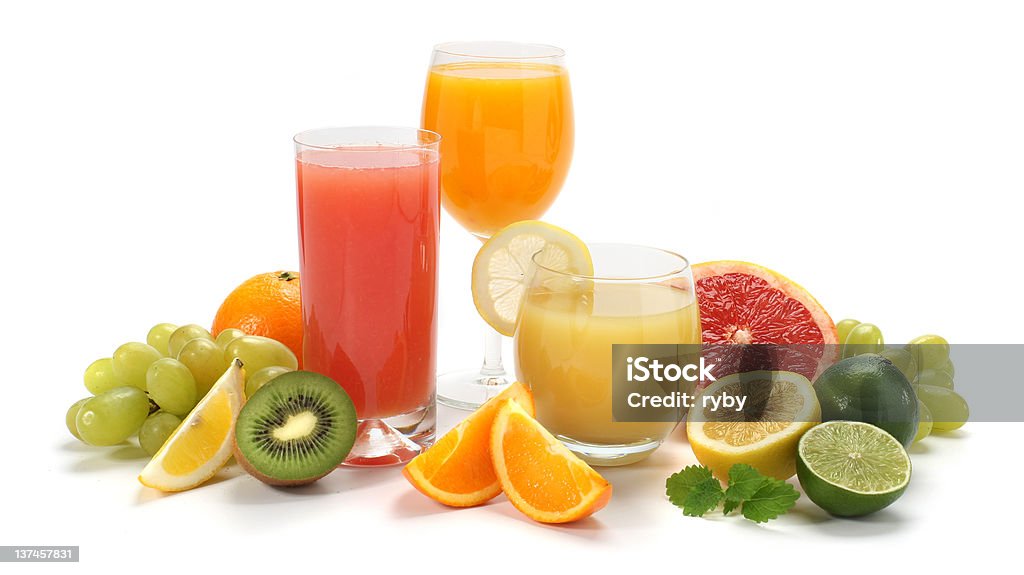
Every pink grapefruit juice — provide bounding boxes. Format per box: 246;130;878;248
296;146;439;419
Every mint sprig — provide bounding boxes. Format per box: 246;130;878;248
665;464;799;523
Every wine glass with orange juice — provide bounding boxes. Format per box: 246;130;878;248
422;41;574;409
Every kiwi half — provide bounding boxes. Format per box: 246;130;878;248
234;371;357;486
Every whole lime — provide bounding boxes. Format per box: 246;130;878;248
813;354;918;446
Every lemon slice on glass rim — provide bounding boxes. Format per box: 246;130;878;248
471;220;593;336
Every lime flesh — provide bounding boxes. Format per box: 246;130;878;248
797;421;911;517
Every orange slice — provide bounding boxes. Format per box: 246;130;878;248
490;399;612;524
403;382;534;507
139;360;245;492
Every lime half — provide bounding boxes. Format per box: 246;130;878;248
796;420;911;517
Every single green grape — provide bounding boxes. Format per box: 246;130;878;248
84;357;124;395
916;368;954;390
146;358;198;416
906;334;950;371
224;335;298;376
146;323;178;357
914;384;969;432
937;358;955;378
913;399;933;443
842;323;884;358
836;319;861;349
177;338;228;398
878;348;918;383
138;412;182;456
214;328;246;350
167;324;213;358
66;398;90;441
111;342;163;391
76;386;150;446
245;365;294;399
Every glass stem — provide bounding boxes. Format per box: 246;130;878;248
480;323;507;377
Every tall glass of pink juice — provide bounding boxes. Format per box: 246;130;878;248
294;127;440;466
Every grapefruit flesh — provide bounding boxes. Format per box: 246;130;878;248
692;261;837;382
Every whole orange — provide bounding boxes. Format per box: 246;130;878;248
212;271;303;367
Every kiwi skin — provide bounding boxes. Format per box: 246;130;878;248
232;438;332;487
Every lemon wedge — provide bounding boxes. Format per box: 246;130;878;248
471;220;592;336
139;359;245;492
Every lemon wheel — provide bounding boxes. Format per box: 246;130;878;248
471;220;592;337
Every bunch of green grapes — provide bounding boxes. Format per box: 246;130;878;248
66;323;298;456
837;320;969;443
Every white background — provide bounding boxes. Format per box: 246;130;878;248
1;0;1022;573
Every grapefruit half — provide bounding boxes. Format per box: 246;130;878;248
692;261;838;383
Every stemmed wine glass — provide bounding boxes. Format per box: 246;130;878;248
422;41;574;409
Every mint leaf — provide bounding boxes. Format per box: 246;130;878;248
724;464;769;515
666;465;723;516
684;478;725;517
741;478;800;523
666;465;714;506
722;498;741;515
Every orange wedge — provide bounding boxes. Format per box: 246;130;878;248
490;399;612;524
403;382;534;507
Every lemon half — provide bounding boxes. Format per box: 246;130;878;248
686;370;820;481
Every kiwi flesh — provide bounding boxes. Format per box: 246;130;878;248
233;371;357;486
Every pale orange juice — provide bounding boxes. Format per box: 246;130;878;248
422;61;573;238
515;281;701;465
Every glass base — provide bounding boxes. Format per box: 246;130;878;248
557;436;663;467
437;368;512;411
342;403;435;467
